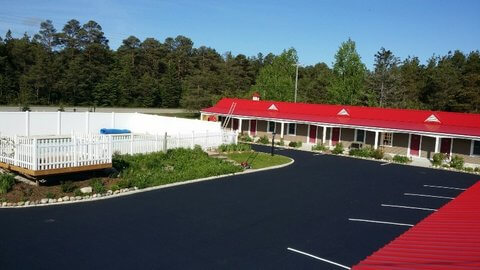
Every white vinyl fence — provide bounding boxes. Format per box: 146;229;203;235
0;131;237;172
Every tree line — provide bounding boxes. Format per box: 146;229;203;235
0;19;479;113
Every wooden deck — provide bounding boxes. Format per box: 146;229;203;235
0;162;112;177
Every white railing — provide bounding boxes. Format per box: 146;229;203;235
0;131;237;172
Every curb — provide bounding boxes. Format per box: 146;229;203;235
0;157;294;209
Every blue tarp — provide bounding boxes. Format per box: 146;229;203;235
100;128;131;134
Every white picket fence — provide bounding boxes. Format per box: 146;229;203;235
0;131;237;172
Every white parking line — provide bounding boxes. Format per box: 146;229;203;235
381;204;437;211
348;218;413;227
313;153;323;156
423;184;466;191
404;193;454;200
287;247;351;269
380;162;391;166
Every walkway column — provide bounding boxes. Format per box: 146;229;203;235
280;122;285;139
374;131;379;150
238;119;243;133
322;126;327;145
200;112;204;120
434;137;440;153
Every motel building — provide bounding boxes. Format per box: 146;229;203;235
200;94;480;167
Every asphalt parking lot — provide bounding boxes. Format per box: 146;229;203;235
0;145;478;270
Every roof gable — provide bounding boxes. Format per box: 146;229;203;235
337;108;350;116
268;104;278;111
425;114;441;123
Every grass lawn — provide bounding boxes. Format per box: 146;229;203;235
227;152;292;169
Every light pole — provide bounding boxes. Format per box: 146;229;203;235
293;63;301;103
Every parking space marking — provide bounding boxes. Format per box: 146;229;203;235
287;247;351;269
404;193;454;199
380;162;391;166
423;185;466;191
313;153;323;156
381;204;437;211
348;218;413;227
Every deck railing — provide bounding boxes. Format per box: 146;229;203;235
0;131;237;172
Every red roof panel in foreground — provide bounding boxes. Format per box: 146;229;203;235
353;180;480;270
201;98;480;137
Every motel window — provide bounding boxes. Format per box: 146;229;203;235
355;129;365;143
287;123;296;135
382;132;393;147
473;140;480;156
268;121;276;133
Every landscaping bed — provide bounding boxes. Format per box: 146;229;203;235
226;152;292;169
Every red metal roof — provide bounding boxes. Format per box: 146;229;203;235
201;98;480;137
353;180;480;270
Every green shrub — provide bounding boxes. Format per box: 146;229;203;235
312;143;327;151
393;155;411;164
73;189;83;196
46;192;56;199
239;134;253;142
371;149;384;160
464;167;474;172
475;167;480;172
0;174;15;194
332;143;344;154
432;153;446;167
257;135;270;144
449;155;464;170
89;178;106;194
218;143;251;153
117;179;132;189
288;141;302;148
349;147;371;157
110;184;120;192
60;181;76;193
275;138;285;146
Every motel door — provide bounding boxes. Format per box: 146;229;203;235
250;120;257;135
440;138;452;157
410;134;421;156
309;125;317;143
232;119;239;130
331;128;340;146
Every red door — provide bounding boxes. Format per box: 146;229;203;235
232;119;239;130
309;125;317;143
440;138;452;156
250;120;257;135
331;128;340;146
410;134;421;156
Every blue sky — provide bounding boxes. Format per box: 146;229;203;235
1;0;479;68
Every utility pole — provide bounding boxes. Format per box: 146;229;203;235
293;63;301;103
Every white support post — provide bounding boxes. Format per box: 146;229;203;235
328;128;332;147
374;131;379;150
57;111;62;135
14;135;18;166
234;131;238;144
111;112;115;128
435;137;440;153
322;126;327;145
200;113;204;120
191;131;195;148
238;119;243;134
32;137;38;170
85;111;90;134
280;122;285;139
25;111;30;136
130;133;133;155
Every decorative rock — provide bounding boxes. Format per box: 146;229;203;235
57;198;63;202
25;201;30;206
48;198;56;204
41;198;49;204
17;201;24;206
2;202;6;207
75;196;82;200
134;187;138;190
92;194;97;198
69;196;75;201
7;202;13;206
62;196;70;201
107;190;113;195
129;187;135;192
80;186;93;194
113;190;120;194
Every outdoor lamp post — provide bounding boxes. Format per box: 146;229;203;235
271;132;276;156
